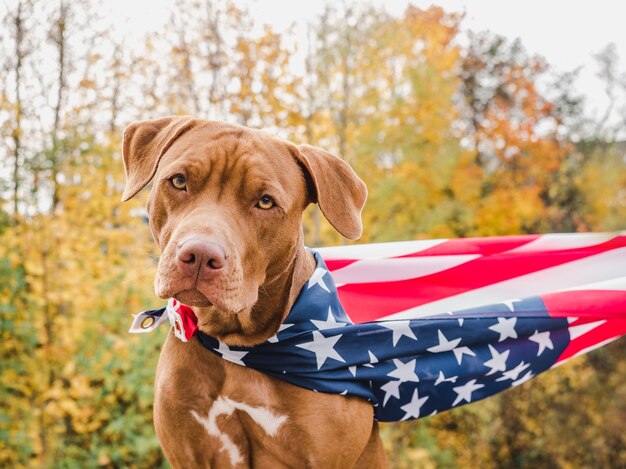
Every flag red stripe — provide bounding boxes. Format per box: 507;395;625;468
542;290;626;318
324;236;539;272
325;259;359;271
338;236;626;323
396;234;540;258
558;319;626;363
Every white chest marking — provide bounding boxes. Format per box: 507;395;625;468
191;396;288;466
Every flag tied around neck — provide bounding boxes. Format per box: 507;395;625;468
130;232;626;422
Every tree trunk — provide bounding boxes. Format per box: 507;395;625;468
11;0;26;222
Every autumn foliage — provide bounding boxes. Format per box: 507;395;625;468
1;1;625;467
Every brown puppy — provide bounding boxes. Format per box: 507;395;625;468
121;116;387;468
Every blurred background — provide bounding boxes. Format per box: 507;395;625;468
1;0;625;467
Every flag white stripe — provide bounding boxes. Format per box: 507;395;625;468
316;239;448;260
568;320;606;340
330;255;480;284
385;247;626;320
559;275;626;292
505;232;615;254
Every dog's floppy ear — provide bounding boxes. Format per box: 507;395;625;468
292;144;367;240
121;116;196;202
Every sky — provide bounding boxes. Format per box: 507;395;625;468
105;0;626;126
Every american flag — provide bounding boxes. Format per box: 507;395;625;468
131;232;626;422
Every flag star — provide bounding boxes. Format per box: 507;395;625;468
308;267;330;293
502;299;521;312
489;317;518;342
380;380;401;406
452;379;485;406
452;346;476;365
339;390;348;395
434;370;458;386
348;366;357;377
215;342;248;366
458;318;464;327
266;323;294;343
400;388;429;420
387;358;419;383
363;350;379;367
496;361;531;382
512;370;535;387
296;331;345;369
427;330;462;353
483;344;510;375
311;306;347;331
379;321;417;346
528;329;554;356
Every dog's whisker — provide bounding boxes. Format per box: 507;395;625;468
259;286;271;300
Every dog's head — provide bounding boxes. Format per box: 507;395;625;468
121;116;366;343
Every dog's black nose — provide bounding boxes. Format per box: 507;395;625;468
177;240;227;279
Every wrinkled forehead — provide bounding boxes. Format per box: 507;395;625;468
157;124;303;198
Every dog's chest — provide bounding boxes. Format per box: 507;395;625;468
188;394;290;466
153;333;311;467
153;331;376;468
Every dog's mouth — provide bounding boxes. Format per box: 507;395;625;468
174;289;213;308
172;288;253;316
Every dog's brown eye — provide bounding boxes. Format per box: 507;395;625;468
170;174;187;190
256;195;275;210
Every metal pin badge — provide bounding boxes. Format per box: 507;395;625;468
141;316;156;329
129;308;168;334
